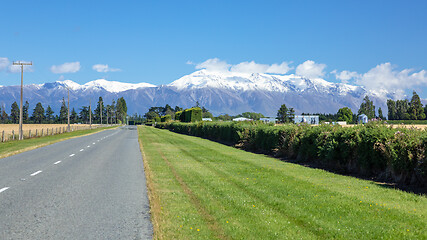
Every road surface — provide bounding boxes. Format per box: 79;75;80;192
0;126;152;239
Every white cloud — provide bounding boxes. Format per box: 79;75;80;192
193;58;292;74
0;57;10;71
266;62;293;74
92;64;121;73
331;70;360;83
195;58;231;72
230;61;292;74
295;60;327;79
50;62;81;74
356;63;427;93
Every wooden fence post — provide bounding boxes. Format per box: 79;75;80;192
12;130;15;140
52;128;54;135
42;128;44;137
2;130;4;142
35;129;38;137
29;130;31;138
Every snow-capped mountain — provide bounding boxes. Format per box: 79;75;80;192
0;71;392;116
169;69;366;95
49;79;156;93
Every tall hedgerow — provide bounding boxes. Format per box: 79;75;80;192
154;121;426;186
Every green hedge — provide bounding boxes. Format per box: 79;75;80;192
161;115;172;122
155;121;427;186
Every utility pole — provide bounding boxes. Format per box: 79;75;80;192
13;61;32;140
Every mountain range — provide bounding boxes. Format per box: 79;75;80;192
0;70;394;117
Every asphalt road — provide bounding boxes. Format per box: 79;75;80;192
0;126;153;239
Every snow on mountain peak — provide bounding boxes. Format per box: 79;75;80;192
58;80;82;90
168;70;363;95
56;79;156;93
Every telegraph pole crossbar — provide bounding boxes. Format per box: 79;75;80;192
13;61;32;140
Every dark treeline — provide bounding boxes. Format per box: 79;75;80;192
387;91;426;120
0;97;127;124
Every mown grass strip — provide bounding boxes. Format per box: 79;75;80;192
139;126;426;240
0;126;118;159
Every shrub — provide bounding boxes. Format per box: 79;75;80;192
154;121;426;186
161;115;172;122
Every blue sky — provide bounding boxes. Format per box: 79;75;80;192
1;0;426;97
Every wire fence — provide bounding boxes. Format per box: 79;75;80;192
0;124;107;142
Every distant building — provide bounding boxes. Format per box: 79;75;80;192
293;115;319;125
202;118;212;121
260;117;277;124
233;117;252;122
358;114;368;124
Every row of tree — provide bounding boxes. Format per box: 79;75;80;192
142;102;215;121
387;91;426;120
0;97;127;124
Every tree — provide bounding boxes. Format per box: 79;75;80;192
59;98;68;123
164;104;174;117
110;99;117;123
378;107;384;120
45;105;54;123
0;104;8;123
145;111;159;120
31;102;45;124
174;106;183;112
358;95;375;119
79;106;91;124
10;101;19;123
240;112;265;120
408;91;425;120
387;99;396;120
23;101;29;123
337;107;353;123
396;100;410;120
288;108;295;122
70;108;78;123
277;104;289;123
116;97;127;123
94;97;104;124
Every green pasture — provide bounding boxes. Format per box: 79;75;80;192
139;126;426;240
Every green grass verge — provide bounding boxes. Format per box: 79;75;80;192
139;126;426;240
0;126;118;159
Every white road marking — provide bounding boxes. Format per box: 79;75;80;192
30;170;42;176
0;187;10;193
54;161;61;165
93;142;95;145
70;154;75;157
97;140;100;142
87;145;90;148
80;149;84;152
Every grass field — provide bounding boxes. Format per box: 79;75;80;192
0;124;97;139
139;126;426;240
0;125;116;159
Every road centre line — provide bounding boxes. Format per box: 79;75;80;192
69;154;75;157
54;161;61;165
87;145;90;148
80;149;84;152
30;170;42;176
0;187;10;193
